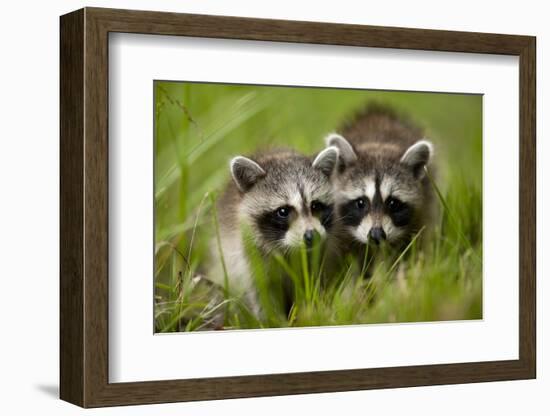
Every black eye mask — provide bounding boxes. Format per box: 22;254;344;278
311;201;334;229
385;197;412;227
340;197;369;227
254;206;293;242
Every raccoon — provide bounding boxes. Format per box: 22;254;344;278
210;147;339;314
326;105;435;255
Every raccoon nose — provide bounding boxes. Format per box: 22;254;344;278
303;229;315;247
369;227;386;245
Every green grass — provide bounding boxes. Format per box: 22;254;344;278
154;81;483;332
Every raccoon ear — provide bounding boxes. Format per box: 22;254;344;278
230;156;266;192
325;133;357;167
400;140;434;178
312;146;339;177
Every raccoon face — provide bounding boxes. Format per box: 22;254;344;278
328;134;433;246
229;147;339;252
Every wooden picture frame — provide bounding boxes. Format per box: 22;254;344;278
60;7;536;408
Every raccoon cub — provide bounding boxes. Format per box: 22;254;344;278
210;147;339;314
326;105;435;255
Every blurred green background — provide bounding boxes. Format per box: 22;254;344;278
154;81;482;332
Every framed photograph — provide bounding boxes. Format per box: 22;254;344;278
60;7;536;407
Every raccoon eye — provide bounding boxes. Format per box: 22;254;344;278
275;206;291;218
311;200;327;213
355;197;367;209
386;197;404;212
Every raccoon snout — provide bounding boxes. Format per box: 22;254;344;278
303;229;315;247
368;227;386;245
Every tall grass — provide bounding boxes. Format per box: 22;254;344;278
154;82;483;332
